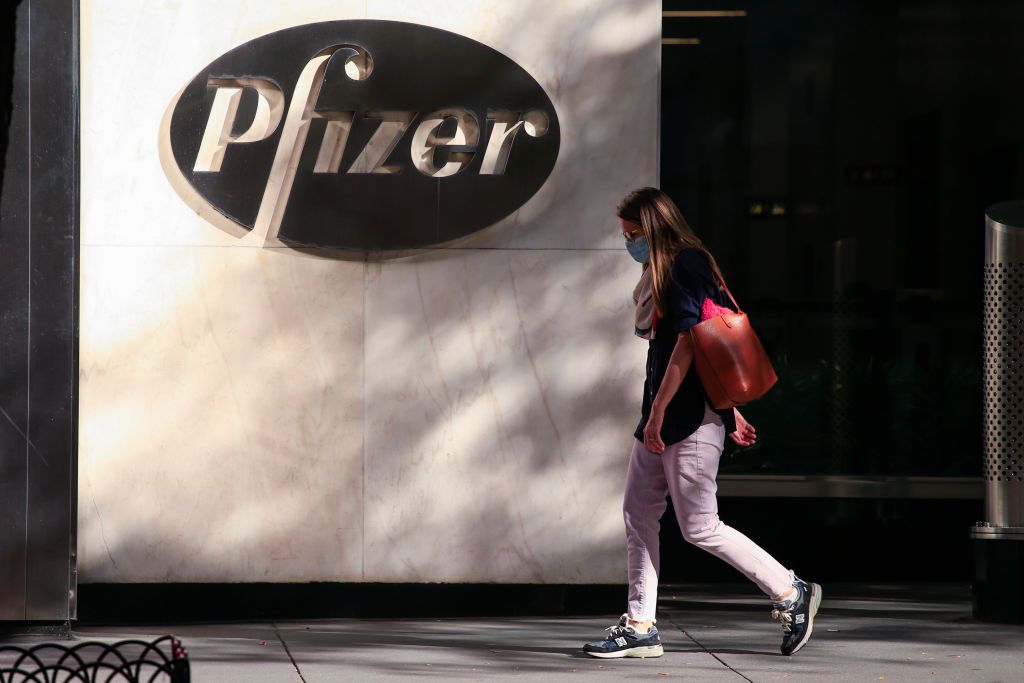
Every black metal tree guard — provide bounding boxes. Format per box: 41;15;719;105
0;636;190;683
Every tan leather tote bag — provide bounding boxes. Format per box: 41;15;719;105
690;280;777;409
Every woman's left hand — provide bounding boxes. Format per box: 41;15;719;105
643;410;666;453
729;408;757;446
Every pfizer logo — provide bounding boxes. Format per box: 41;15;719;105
160;20;561;251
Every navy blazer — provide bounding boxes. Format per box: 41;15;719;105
634;248;738;445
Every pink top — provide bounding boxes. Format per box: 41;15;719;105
700;297;733;321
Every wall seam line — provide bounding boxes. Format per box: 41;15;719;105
23;0;32;622
361;253;367;580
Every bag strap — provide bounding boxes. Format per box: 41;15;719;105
720;281;741;313
709;263;742;313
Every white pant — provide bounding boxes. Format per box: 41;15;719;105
623;402;794;622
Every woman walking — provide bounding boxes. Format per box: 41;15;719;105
583;187;820;659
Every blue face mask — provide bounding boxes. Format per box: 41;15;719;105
625;235;650;263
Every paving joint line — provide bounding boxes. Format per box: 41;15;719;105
272;623;308;683
664;612;753;682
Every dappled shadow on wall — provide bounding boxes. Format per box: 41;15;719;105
79;0;658;585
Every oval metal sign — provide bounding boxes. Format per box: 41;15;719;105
161;20;561;251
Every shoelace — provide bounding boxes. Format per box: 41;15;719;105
771;607;793;634
605;624;634;638
604;616;639;639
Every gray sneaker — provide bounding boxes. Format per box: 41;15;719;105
582;614;664;659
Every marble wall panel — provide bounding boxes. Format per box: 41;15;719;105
79;0;659;583
78;246;365;582
363;249;648;583
80;0;367;248
367;0;661;251
81;0;658;251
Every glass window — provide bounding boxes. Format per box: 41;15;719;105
661;0;1024;475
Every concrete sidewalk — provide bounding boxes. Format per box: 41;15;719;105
17;584;1024;681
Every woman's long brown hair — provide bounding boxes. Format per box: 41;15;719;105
616;187;727;317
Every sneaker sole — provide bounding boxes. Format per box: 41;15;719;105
787;583;822;656
584;644;665;659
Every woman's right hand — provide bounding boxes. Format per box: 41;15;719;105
643;409;666;454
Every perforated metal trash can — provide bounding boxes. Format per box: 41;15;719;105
972;200;1024;623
